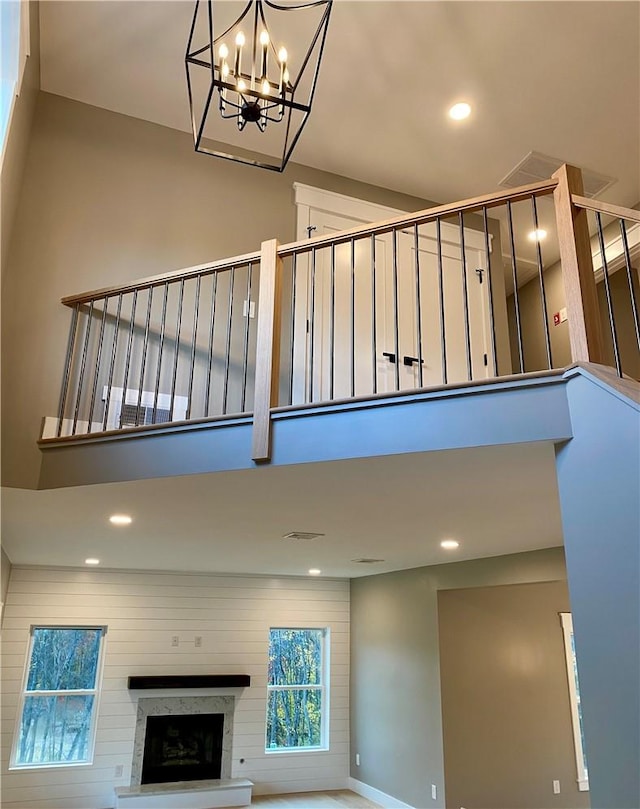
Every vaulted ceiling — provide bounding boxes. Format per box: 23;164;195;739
39;1;640;207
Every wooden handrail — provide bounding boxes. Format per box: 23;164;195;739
571;195;640;224
278;178;559;256
61;250;262;307
59;178;559;307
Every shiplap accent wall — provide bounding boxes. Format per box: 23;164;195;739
1;567;350;809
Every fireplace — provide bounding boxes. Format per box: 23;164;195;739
141;712;224;784
130;696;235;787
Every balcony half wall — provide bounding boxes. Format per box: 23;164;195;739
35;368;577;490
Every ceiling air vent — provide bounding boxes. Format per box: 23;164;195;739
351;558;385;564
499;151;616;198
282;531;325;541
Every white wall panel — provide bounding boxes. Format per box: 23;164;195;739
1;567;349;808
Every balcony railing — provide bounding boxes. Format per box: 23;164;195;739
40;165;640;463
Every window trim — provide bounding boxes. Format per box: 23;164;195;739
265;626;329;753
10;625;107;770
559;612;589;792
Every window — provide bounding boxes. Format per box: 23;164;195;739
560;613;589;791
1;0;29;159
11;627;106;768
266;628;328;751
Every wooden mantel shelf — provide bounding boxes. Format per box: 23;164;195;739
127;675;250;690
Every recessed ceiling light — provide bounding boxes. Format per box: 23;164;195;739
85;558;101;565
449;102;471;120
308;568;322;576
440;539;460;550
109;514;132;526
528;229;547;242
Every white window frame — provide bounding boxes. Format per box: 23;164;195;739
10;625;107;770
265;626;329;753
559;613;589;791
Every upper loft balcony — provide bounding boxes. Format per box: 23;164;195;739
33;164;640;489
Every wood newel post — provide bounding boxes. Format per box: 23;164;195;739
552;164;603;364
252;239;283;462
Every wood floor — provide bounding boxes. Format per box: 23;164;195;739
251;790;382;808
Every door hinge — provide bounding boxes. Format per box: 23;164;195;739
483;353;488;366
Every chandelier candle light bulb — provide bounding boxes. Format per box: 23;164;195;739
219;44;229;110
278;46;288;92
234;31;245;78
260;30;269;80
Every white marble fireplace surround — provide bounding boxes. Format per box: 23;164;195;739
130;695;235;786
131;695;236;787
116;694;253;809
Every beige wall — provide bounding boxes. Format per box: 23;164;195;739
439;580;590;809
2;92;439;490
507;261;572;373
507;258;640;379
596;266;640;379
0;0;40;275
349;547;569;809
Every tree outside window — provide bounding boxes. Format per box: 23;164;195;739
11;627;106;768
266;628;328;751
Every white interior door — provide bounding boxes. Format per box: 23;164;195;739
293;185;495;403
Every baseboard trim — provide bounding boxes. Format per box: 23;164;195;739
348;777;415;809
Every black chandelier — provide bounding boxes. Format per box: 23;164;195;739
186;0;333;171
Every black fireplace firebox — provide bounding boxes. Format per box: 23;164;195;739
140;713;224;785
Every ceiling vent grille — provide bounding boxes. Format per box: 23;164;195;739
282;531;325;541
499;151;616;198
351;558;385;564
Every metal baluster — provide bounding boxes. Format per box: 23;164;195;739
169;279;185;421
102;294;123;432
56;303;80;438
483;207;498;375
309;248;317;403
371;234;377;395
413;223;424;388
136;288;154;426
204;272;219;417
152;283;170;424
619;219;640;351
436;218;447;385
459;212;472;381
392;228;400;391
121;290;138;426
222;266;235;414
87;297;109;433
350;238;356;397
72;301;94;436
506;201;524;373
329;243;336;400
288;255;297;406
531;195;553;369
241;263;253;412
186;275;202;420
596;212;621;376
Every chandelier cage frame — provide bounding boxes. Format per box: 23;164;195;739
185;0;333;171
